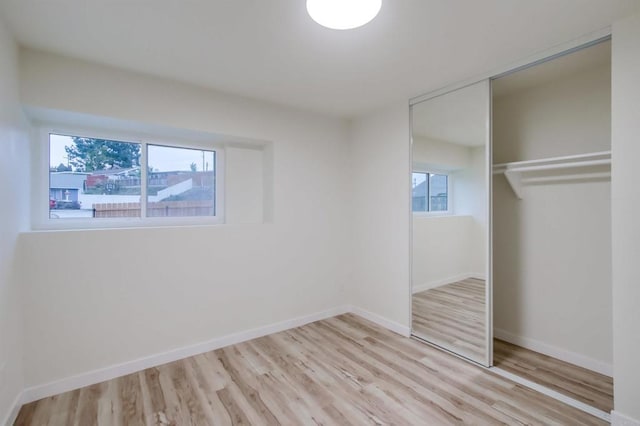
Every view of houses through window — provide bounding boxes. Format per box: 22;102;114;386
49;133;217;219
412;172;448;212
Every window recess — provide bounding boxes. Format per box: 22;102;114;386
45;131;224;228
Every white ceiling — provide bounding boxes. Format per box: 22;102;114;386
0;0;637;118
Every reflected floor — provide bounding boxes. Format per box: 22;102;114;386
412;278;486;362
494;339;613;413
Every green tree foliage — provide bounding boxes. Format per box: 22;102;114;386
65;137;141;172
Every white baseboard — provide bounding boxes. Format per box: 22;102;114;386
612;411;640;426
413;273;485;294
21;305;351;404
494;328;612;376
349;305;411;337
2;391;23;426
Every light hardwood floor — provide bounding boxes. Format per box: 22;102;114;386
412;278;487;362
412;278;613;414
15;314;605;425
494;339;614;413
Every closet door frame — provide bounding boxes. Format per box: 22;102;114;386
407;27;612;369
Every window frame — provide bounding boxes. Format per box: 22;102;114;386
412;169;452;217
35;127;225;230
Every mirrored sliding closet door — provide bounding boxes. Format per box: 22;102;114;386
410;80;491;366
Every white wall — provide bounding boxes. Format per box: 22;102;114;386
412;216;476;292
493;63;611;164
0;18;30;425
455;146;487;275
225;146;265;224
611;13;640;424
412;139;486;290
17;48;352;388
493;57;612;369
412;136;470;171
349;102;411;331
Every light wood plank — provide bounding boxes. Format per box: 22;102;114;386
494;339;614;413
15;314;606;425
412;278;487;361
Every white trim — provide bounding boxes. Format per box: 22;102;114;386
412;210;452;218
612;411;640;426
2;391;24;426
486;77;493;368
494;328;612;376
349;306;412;337
21;305;351;404
407;103;415;336
491;367;611;422
412;273;485;294
34;126;226;231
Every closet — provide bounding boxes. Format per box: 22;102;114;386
491;39;613;415
409;37;613;419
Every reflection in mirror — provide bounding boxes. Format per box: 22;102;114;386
411;80;490;366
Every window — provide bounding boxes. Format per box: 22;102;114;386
412;171;449;213
49;134;142;219
147;145;216;218
46;131;223;227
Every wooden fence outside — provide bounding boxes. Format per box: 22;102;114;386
93;200;214;218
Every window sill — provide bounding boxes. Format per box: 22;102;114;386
30;216;225;232
412;211;452;218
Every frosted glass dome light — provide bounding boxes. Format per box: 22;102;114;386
306;0;382;30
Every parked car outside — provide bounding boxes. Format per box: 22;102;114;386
49;199;56;209
54;200;81;209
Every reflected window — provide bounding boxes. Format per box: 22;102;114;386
412;171;448;213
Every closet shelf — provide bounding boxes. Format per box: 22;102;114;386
493;151;611;199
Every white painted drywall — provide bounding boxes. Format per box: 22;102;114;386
611;13;640;424
493;55;612;367
225;146;264;224
0;18;30;425
17;49;352;388
412;141;486;290
493;62;611;164
349;102;411;330
412;215;476;292
454;146;487;275
412;136;470;171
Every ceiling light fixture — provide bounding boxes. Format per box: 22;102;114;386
306;0;382;30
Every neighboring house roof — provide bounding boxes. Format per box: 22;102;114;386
412;175;447;197
91;167;139;176
50;172;89;189
412;180;426;197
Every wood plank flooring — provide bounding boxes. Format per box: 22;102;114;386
15;314;605;425
494;339;614;413
412;278;487;362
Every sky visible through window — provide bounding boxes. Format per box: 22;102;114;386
50;134;212;172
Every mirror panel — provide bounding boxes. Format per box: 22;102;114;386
410;80;491;366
